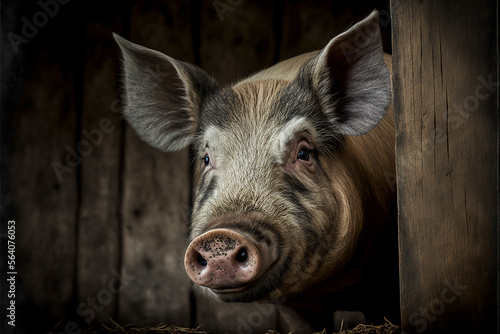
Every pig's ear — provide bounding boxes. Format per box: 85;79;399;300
113;33;218;151
304;11;391;136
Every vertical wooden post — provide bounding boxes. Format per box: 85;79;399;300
391;1;498;333
77;2;126;323
119;0;193;326
7;3;84;323
10;47;79;320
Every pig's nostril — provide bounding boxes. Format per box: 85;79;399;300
185;229;263;290
197;253;208;266
235;248;248;262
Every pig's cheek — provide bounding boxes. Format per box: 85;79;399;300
284;159;316;178
295;160;316;177
284;161;299;174
300;160;316;175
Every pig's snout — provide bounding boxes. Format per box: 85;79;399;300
184;229;261;292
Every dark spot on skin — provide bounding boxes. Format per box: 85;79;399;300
282;188;307;221
281;187;319;261
197;235;239;258
186;204;194;234
182;62;220;102
270;69;341;153
214;220;279;250
269;62;325;127
199;88;241;131
198;176;217;211
133;209;142;217
197;171;207;194
283;174;311;197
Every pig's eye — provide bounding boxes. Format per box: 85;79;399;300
204;154;210;166
297;148;312;161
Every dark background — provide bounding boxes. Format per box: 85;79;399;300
1;1;392;333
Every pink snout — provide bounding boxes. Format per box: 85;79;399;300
184;229;261;291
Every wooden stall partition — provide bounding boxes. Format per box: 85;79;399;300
279;0;382;61
198;0;278;85
7;3;84;324
77;1;128;323
118;0;193;327
391;0;498;333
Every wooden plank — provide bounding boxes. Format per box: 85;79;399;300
199;0;277;85
8;26;80;320
118;0;193;326
279;1;387;62
194;1;280;332
196;302;279;334
392;1;498;333
76;2;126;324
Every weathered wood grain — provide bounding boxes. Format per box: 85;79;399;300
9;29;80;320
279;1;384;62
118;0;193;326
199;0;277;85
77;2;126;323
392;1;498;333
196;301;279;334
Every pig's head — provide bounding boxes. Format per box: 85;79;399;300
114;11;391;304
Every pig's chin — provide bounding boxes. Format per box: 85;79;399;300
192;271;283;303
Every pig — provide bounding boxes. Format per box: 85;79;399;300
114;10;399;332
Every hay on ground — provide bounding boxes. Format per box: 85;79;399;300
74;317;400;334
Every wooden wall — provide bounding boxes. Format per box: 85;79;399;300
3;1;390;333
392;0;499;333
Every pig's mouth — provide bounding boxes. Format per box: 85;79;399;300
199;261;288;303
210;283;251;294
